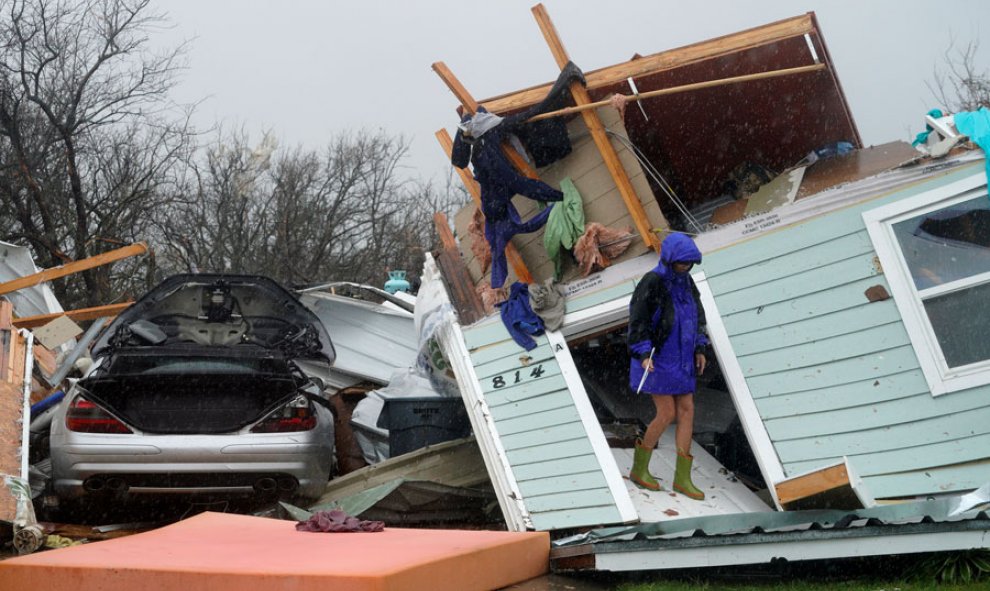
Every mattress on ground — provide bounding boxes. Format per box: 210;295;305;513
0;511;550;591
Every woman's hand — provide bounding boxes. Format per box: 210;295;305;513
695;353;707;375
641;357;654;372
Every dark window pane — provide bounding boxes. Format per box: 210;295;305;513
923;281;990;368
893;195;990;290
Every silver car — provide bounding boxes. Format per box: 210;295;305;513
49;274;336;509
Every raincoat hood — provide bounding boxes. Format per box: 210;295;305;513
659;233;702;267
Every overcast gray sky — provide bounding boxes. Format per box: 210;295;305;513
159;0;989;181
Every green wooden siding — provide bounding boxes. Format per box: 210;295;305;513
462;321;625;530
703;163;990;498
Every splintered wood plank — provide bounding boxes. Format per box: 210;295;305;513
532;3;659;252
13;302;132;329
434;213;485;324
0;242;147;297
0;380;24;520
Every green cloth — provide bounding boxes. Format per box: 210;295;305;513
542;177;585;279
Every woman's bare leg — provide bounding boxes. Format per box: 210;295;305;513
642;395;675;449
674;394;695;454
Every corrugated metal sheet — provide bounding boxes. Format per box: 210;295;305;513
0;241;63;318
300;291;417;384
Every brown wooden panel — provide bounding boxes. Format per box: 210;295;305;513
796;141;920;200
479;13;814;114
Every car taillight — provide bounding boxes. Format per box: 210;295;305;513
250;395;316;433
65;397;133;434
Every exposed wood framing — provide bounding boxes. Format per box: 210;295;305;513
531;3;660;252
435;130;533;284
479;13;815;114
527;64;826;123
433;213;485;325
12;302;132;329
0;242;148;297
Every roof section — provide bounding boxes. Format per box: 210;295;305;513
472;12;861;202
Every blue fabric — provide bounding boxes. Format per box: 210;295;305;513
629;233;707;395
954;107;990;184
465;109;563;288
499;282;545;351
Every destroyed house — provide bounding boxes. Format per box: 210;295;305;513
427;6;990;571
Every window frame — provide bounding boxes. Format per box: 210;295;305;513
863;171;990;396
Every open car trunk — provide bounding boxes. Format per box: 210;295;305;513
79;353;303;434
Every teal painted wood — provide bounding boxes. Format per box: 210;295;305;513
484;374;568;407
784;431;990;476
563;280;636;315
714;252;881;316
495;407;582;437
731;300;901;357
470;338;554;366
746;345;922;397
505;437;595;465
775;403;990;463
516;471;609;497
462;319;516;350
863;461;990;498
529;506;625;531
499;421;588;450
756;369;929;419
524;488;618;513
701;164;979;278
708;231;874;295
513;456;601;481
720;276;892;336
474;343;556;380
738;321;909;378
487;389;574;419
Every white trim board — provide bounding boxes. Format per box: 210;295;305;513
546;330;638;524
693;271;786;507
592;529;990;571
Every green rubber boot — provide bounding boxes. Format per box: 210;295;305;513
673;451;705;500
629;438;661;491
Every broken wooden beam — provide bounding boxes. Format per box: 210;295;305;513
526;63;827;123
531;3;660;252
12;302;132;329
0;243;148;297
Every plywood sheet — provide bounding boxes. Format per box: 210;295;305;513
796;141;920;200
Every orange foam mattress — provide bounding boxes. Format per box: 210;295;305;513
0;511;549;591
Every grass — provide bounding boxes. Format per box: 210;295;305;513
560;554;990;591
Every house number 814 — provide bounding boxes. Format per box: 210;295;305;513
491;364;546;389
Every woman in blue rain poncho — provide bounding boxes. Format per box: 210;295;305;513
626;232;709;499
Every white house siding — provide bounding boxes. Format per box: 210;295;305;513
700;162;990;499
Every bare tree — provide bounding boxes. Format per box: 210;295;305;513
157;129;464;291
928;39;990;112
0;0;192;307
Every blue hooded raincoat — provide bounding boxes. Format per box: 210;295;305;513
627;233;708;395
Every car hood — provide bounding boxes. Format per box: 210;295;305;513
92;274;335;378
